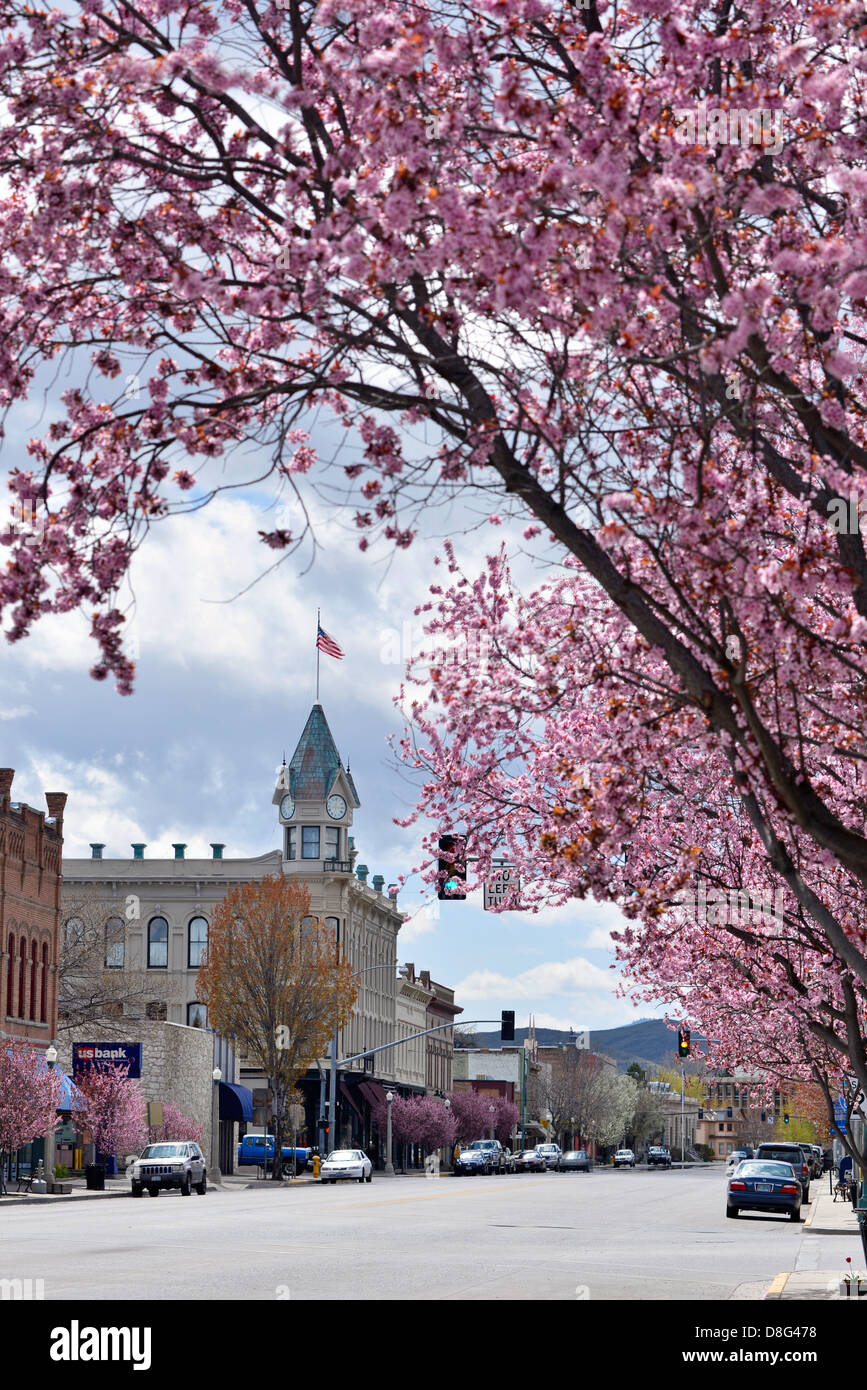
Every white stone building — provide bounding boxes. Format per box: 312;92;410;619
61;703;443;1162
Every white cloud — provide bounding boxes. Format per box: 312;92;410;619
398;899;439;943
0;705;34;721
455;955;614;1001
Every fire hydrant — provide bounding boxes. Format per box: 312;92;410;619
312;1154;321;1179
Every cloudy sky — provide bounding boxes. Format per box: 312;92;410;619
2;363;666;1036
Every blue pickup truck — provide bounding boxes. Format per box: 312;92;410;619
237;1135;312;1174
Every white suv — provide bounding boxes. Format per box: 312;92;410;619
534;1143;561;1169
614;1149;635;1167
131;1142;207;1197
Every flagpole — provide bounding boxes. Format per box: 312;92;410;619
316;607;320;702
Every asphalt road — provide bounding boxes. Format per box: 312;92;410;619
0;1164;841;1301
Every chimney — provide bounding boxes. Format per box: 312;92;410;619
210;843;225;860
45;792;67;824
372;874;384;894
0;768;13;811
131;843;146;859
90;843;105;860
172;843;187;860
420;970;431;989
356;864;369;883
403;962;415;981
387;883;398;902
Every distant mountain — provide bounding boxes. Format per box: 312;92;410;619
465;1017;705;1072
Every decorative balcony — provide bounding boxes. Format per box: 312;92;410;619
323;859;353;873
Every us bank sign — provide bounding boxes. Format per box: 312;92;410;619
72;1043;142;1078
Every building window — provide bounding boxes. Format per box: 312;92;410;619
6;933;13;1016
18;938;26;1017
40;943;48;1022
324;916;340;947
105;917;125;969
301;826;320;859
286;826;296;860
187;1001;208;1028
188;916;208;969
30;942;37;1021
146;1000;167;1021
147;917;169;968
325;826;340;859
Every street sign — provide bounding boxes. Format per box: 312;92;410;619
574;1030;589;1050
483;867;522;911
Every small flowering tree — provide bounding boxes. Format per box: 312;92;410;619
76;1063;146;1164
0;1045;63;1193
371;1094;456;1163
148;1103;203;1147
447;1090;496;1147
491;1098;520;1150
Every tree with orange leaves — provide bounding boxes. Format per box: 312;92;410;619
196;876;357;1179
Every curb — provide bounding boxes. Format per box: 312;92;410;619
764;1273;790;1300
0;1190;130;1207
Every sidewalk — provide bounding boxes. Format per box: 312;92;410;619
762;1188;864;1300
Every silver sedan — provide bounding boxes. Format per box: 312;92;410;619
319;1149;372;1184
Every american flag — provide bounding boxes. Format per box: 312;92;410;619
316;624;343;660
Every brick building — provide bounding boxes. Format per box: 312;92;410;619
1;768;66;1047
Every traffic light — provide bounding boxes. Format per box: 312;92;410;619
501;1010;515;1043
437;833;467;900
783;1113;789;1125
677;1026;690;1058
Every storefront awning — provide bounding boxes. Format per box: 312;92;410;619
358;1080;387;1110
218;1081;253;1122
340;1081;364;1120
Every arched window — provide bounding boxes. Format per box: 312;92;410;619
40;943;48;1023
187;917;208;970
18;937;26;1018
147;916;169;969
325;916;340;948
187;1001;208;1028
6;933;14;1016
105;917;125;969
30;941;38;1020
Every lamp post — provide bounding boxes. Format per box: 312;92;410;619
489;1103;496;1142
385;1090;395;1175
43;1043;58;1189
208;1067;222;1185
444;1096;451;1172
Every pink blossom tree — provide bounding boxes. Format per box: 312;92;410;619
76;1063;146;1163
491;1098;520;1150
447;1090;497;1147
0;1046;63;1192
148;1103;203;1146
2;0;866;1165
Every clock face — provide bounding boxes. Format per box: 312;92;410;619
279;794;295;821
326;794;347;820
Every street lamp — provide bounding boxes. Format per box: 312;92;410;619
208;1067;222;1185
43;1042;59;1188
385;1091;395;1176
489;1103;496;1142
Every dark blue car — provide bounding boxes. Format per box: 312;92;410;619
726;1160;803;1221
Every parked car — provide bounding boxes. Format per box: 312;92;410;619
754;1143;811;1200
130;1142;207;1197
319;1148;372;1184
501;1148;517;1174
514;1149;546;1173
806;1144;823;1179
726;1148;753;1172
454;1145;493;1175
467;1139;507;1173
534;1143;562;1169
558;1149;591;1172
647;1146;672;1168
237;1134;311;1175
726;1160;803;1221
614;1148;635;1168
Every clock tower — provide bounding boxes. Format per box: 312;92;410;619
273;702;360;879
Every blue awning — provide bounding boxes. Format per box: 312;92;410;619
219;1081;253;1122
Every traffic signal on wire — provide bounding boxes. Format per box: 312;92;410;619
501;1010;515;1043
437;833;467;900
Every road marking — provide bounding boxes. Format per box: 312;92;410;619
804;1203;815;1227
765;1272;790;1299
